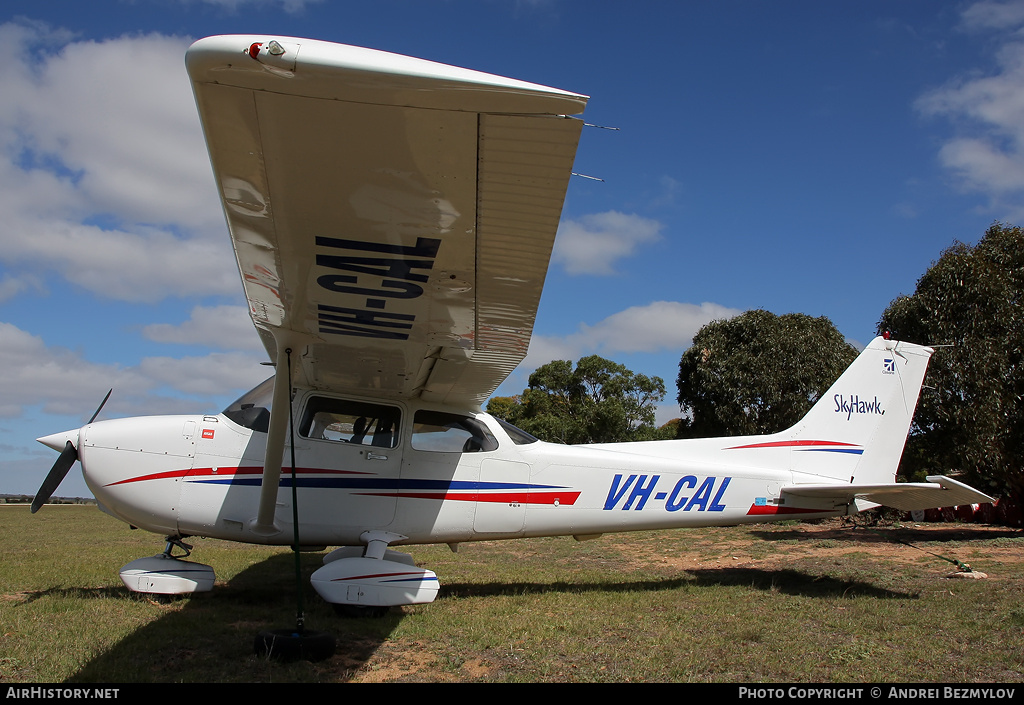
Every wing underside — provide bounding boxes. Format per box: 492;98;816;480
187;36;588;407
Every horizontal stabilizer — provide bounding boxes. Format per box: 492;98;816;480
782;475;995;512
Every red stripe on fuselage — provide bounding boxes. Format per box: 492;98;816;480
726;440;859;450
746;503;833;515
358;491;580;505
105;465;372;487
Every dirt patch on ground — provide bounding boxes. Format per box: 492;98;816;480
648;519;1023;574
0;592;32;604
342;640;498;683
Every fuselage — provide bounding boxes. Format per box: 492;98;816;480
71;384;850;548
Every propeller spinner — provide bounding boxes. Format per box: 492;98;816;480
31;389;112;513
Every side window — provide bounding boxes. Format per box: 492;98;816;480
301;397;401;449
412;410;499;453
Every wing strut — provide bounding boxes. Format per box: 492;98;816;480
251;338;297;536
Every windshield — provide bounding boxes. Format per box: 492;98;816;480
222;376;274;432
496;418;539;445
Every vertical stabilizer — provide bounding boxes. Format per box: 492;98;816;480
784;337;933;484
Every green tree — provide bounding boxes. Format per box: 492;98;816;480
486;355;669;444
676;310;857;438
878;223;1024;509
483;395;522;426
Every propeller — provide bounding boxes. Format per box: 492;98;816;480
31;389;112;514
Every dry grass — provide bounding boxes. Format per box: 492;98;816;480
1;505;1022;682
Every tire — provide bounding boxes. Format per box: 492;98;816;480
332;603;390;619
254;628;336;662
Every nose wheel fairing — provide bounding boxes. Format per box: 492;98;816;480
119;539;215;596
119;555;216;595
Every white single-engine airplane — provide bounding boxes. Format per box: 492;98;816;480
34;35;993;614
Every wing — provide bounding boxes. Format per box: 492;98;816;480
187;36;587;407
781;475;995;512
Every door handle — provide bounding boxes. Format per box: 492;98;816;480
366;452;388;461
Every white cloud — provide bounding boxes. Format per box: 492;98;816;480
552;211;662;275
518;335;582;373
0;273;43;303
0;22;234;302
0;321;149;418
187;0;325;13
936;136;1024;193
651;175;684;207
960;0;1024;30
142;305;265;352
0;216;239;302
0;321;267;419
916;2;1024;214
575;301;742;354
139;353;270;397
521;300;741;371
0;24;219;229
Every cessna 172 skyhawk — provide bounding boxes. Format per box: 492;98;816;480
34;35;993;613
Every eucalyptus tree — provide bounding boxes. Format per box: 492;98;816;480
676;310;857;438
878;223;1024;510
487;355;668;444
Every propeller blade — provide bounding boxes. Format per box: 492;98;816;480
87;389;112;425
31;389;112;513
31;441;79;513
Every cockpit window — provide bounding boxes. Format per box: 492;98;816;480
496;418;540;445
412;410;498;452
222;376;274;433
301;397;401;448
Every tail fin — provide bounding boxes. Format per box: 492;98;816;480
782;336;933;484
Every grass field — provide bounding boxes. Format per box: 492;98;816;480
1;505;1022;683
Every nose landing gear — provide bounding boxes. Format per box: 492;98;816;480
118;535;215;595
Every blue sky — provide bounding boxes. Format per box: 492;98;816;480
3;0;1023;496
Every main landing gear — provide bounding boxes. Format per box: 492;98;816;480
311;531;439;617
116;531;439;618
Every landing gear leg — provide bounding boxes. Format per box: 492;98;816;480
163;536;193;558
